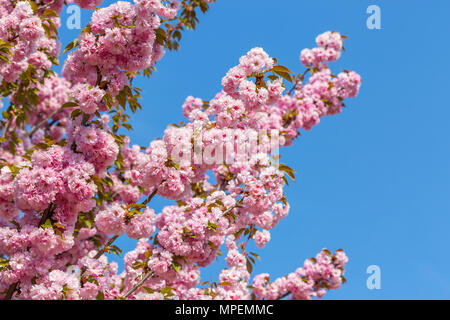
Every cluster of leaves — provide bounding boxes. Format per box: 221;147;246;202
39;8;60;41
74;211;96;236
156;0;215;51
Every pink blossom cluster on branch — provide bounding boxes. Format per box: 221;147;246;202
0;0;361;300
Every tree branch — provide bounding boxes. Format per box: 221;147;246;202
28;107;62;137
80;235;119;276
277;291;291;300
3;282;18;300
122;270;153;299
38;203;54;227
288;68;310;95
222;198;243;217
1;112;13;139
141;186;158;206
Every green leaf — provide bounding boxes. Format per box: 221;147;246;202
0;54;9;63
61;101;78;108
42;9;58;17
27;0;38;13
61;38;78;56
218;282;233;287
249;252;261;260
279;164;296;182
207;221;218;231
172;261;181;273
155;28;167;46
142;286;155;294
246;258;253;274
273;70;293;83
272;65;293;74
9;220;21;231
45;19;59;39
160;286;174;295
41;219;53;229
144;250;153;260
70;109;82;119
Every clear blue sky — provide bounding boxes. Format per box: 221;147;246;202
56;0;450;299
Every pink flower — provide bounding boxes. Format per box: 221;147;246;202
253;230;271;248
95;203;127;235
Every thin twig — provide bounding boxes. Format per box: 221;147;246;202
38;0;57;11
141;186;158;206
38;203;54;226
1;112;13;139
277;291;291;300
3;282;18;300
80;235;119;276
93;235;119;260
28;107;62;137
221;198;243;217
123;270;153;299
288;68;310;95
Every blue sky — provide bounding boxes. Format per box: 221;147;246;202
56;0;450;299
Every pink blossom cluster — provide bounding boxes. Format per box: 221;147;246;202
252;249;348;300
67;116;119;177
63;0;180;108
155;191;235;266
95;203;156;239
71;83;105;115
13;145;97;221
0;1;45;83
209;236;251;300
30;75;73;143
0;0;62;83
300;31;343;68
67;0;104;10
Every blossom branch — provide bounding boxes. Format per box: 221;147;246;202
122;270;154;299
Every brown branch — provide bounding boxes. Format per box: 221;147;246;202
1;112;13;139
80;235;119;276
277;291;291;300
222;198;243;217
38;203;54;226
28;107;62;137
93;235;119;260
141;186;159;206
288;68;310;95
122;270;153;299
3;282;18;300
38;0;57;11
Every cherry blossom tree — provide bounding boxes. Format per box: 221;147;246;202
0;0;361;300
